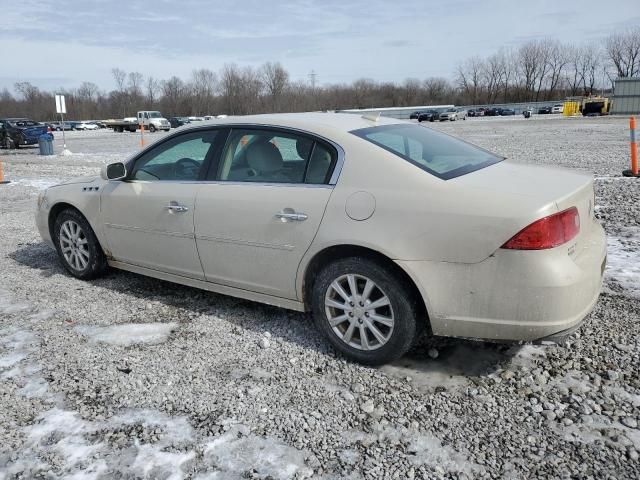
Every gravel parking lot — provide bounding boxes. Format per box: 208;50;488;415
1;116;639;479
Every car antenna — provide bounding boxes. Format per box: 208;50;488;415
362;112;380;122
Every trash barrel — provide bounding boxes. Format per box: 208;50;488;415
523;110;531;119
38;133;54;156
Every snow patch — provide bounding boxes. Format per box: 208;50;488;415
8;177;64;190
555;414;640;450
508;344;548;369
201;425;312;479
606;229;640;298
342;424;482;476
75;322;178;346
0;289;31;314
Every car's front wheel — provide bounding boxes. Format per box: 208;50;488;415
149;124;157;133
53;209;108;280
312;258;419;365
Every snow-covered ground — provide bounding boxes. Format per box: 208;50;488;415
1;117;639;479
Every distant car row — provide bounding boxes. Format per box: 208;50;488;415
467;107;515;117
538;104;564;114
45;120;107;131
409;108;467;122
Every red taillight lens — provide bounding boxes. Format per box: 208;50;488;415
501;207;580;250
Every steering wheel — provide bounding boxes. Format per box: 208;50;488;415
173;157;200;179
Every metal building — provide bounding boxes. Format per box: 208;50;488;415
611;78;640;115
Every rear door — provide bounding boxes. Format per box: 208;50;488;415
194;127;340;299
100;128;220;279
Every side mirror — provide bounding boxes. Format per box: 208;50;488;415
101;162;127;181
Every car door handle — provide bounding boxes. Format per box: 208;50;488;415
165;202;189;213
275;211;308;222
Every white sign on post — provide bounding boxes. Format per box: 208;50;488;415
55;94;68;151
55;94;66;114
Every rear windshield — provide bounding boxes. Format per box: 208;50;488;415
351;124;503;180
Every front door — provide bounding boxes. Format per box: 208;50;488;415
194;127;339;299
101;129;220;279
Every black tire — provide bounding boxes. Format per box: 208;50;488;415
149;124;157;133
53;208;108;280
312;257;420;365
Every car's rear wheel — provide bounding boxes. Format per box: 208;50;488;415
149;124;157;133
53;209;108;280
312;257;419;365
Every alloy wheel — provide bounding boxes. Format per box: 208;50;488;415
59;220;90;271
324;274;395;351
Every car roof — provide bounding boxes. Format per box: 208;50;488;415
181;112;405;138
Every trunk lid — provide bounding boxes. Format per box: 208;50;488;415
449;160;595;261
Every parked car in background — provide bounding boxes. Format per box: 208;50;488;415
168;117;191;129
0;118;51;149
538;106;552;114
500;108;516;116
409;111;424;120
76;121;99;131
551;104;564;114
440;108;466;121
36;113;606;365
484;107;502;116
417;110;439;122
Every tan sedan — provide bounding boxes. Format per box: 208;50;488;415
36;113;606;365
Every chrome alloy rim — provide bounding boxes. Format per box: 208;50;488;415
59;220;89;271
325;274;394;351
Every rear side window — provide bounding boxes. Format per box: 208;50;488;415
351;124;502;180
216;128;336;184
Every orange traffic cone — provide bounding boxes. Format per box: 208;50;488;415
0;158;10;184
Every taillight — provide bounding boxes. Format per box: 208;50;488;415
501;207;580;250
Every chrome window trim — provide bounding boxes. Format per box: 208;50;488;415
126;123;346;186
123;179;334;189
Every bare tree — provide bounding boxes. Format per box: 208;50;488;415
190;69;218;115
423;77;451;103
112;68;126;92
161;76;185;116
518;41;543;100
566;44;586;96
456;56;484;104
145;76;159;109
260;62;289;112
606;27;640;78
484;53;505;104
545;40;570;99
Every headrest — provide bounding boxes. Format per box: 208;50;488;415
246;142;283;172
296;138;313;160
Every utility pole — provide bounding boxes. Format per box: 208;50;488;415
309;70;317;89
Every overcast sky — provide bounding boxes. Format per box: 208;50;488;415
1;0;638;93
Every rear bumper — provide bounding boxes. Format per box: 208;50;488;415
397;222;606;341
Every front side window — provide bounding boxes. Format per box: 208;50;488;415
217;128;336;184
351;124;502;180
131;130;217;181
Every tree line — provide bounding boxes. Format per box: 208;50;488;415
1;27;638;121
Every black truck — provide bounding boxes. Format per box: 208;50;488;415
0;118;50;149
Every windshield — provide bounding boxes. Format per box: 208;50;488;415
148;112;162;118
351;124;503;180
